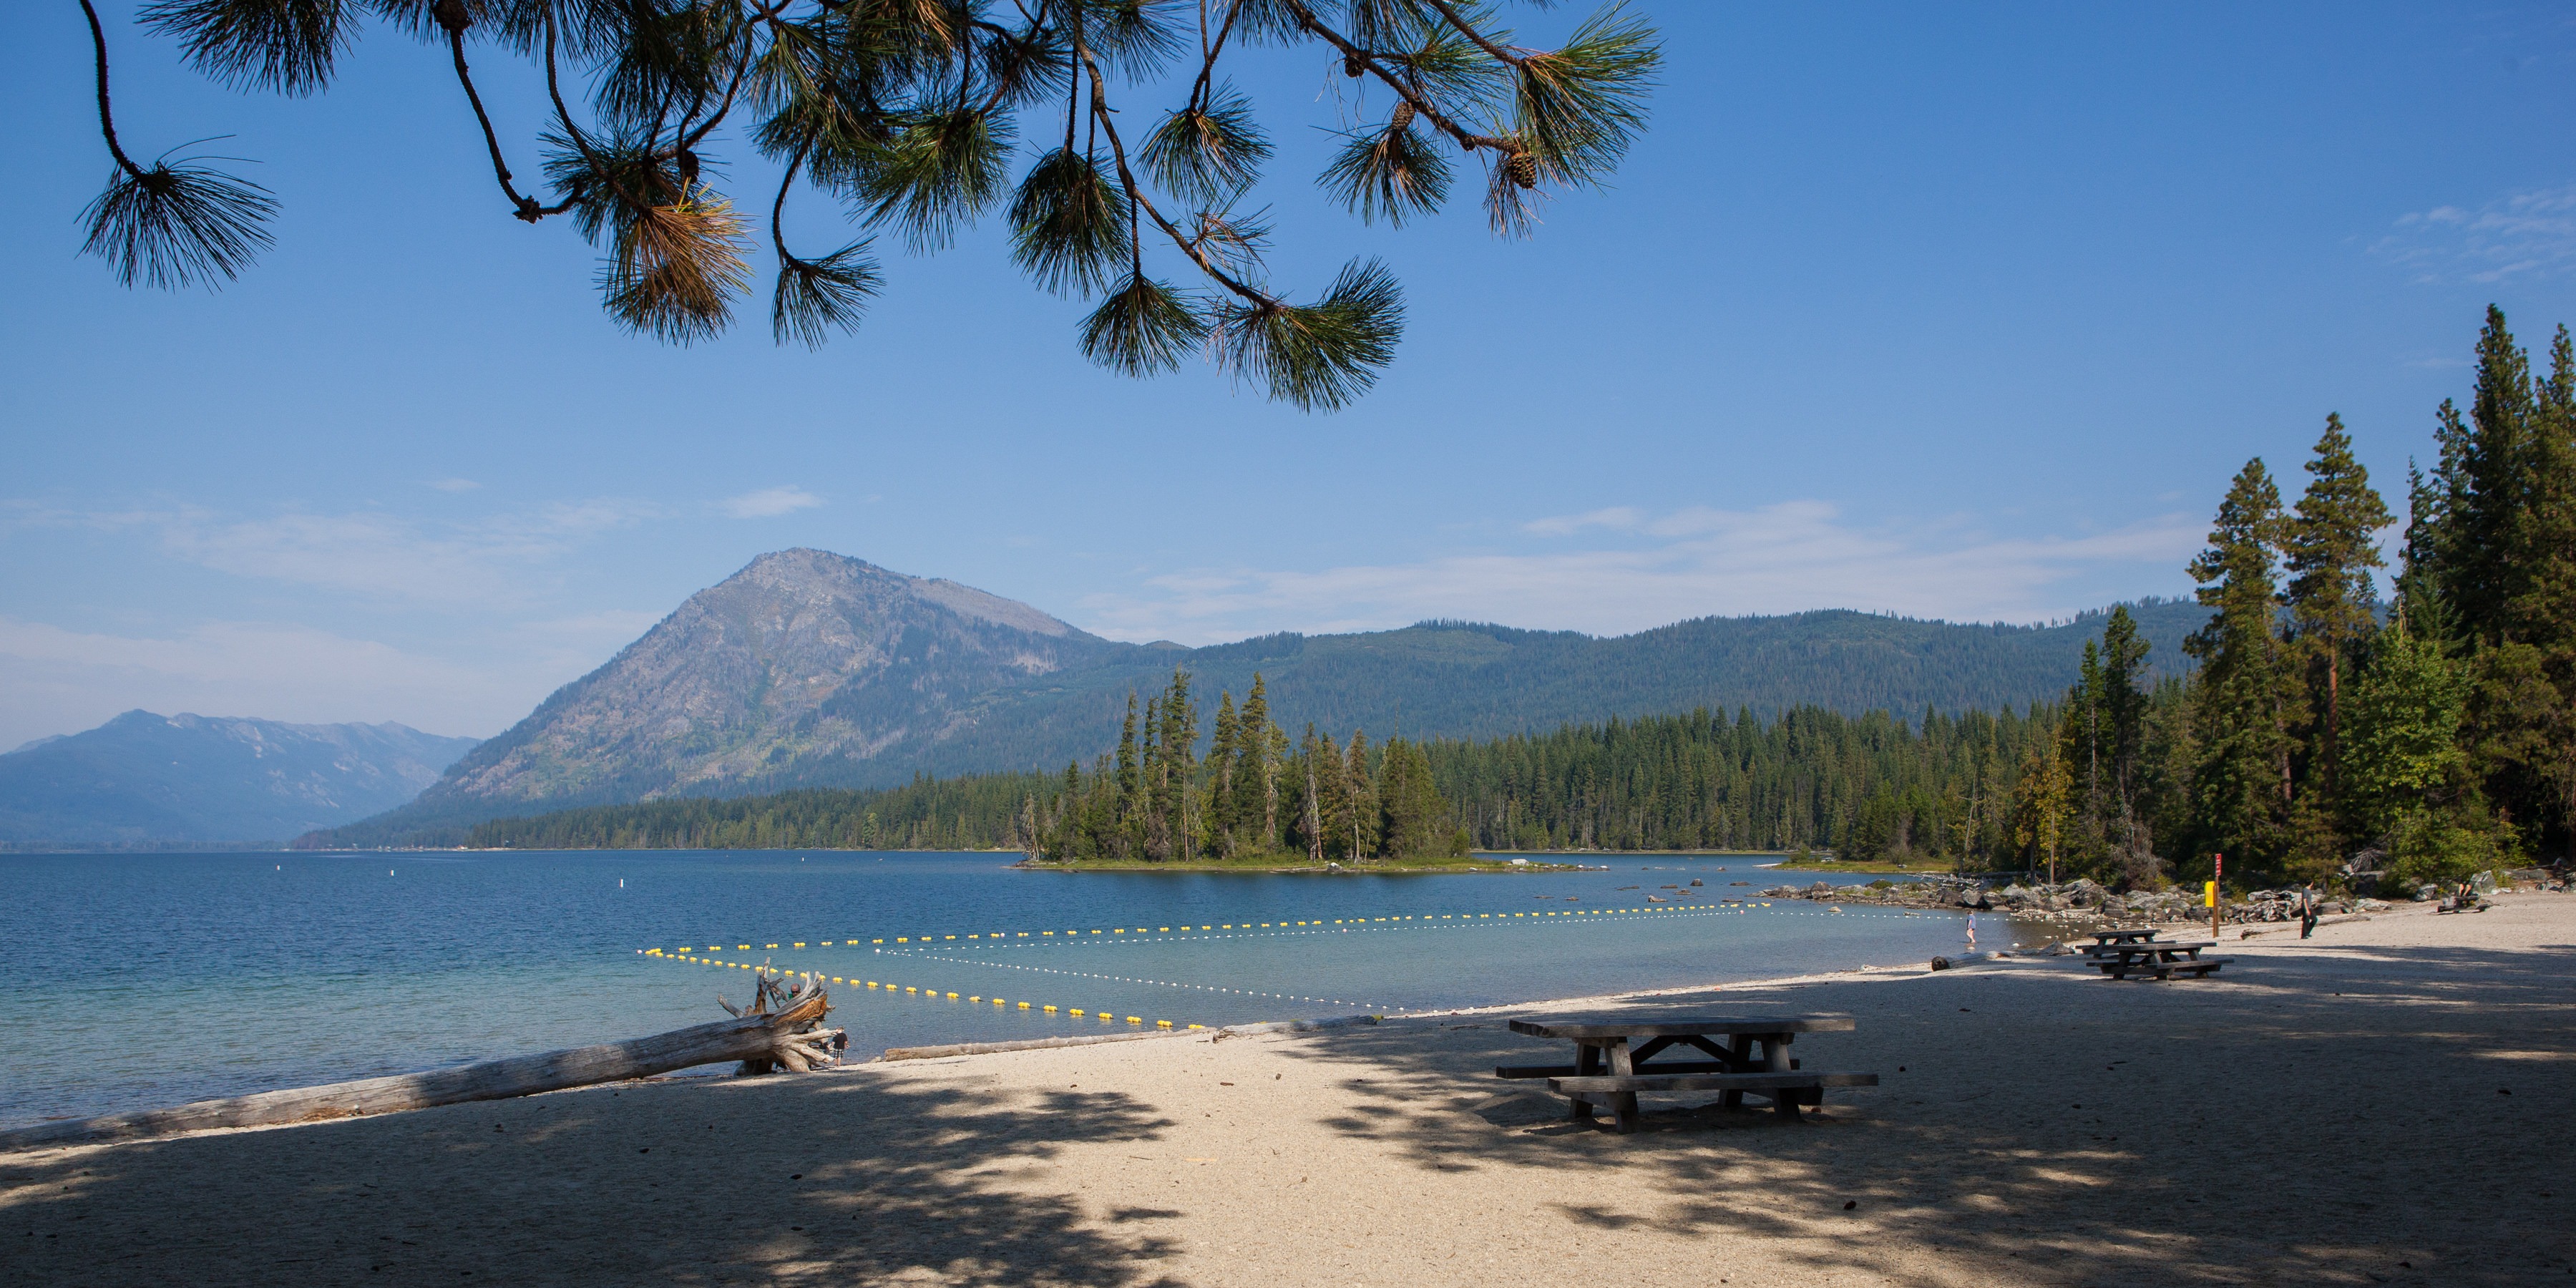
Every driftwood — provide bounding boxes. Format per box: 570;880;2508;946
1;969;843;1153
716;970;841;1075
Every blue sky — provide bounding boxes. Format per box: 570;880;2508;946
6;1;2576;748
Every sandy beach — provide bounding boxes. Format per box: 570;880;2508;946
6;895;2573;1287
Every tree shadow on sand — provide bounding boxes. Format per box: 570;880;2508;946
1;1064;1186;1288
1274;943;2576;1286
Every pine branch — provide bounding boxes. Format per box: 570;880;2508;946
140;0;351;97
77;0;276;290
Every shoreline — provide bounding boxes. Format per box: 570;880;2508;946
9;894;2572;1286
1010;857;1602;874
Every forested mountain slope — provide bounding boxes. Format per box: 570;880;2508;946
310;547;2202;847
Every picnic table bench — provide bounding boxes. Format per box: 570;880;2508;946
1498;1015;1878;1133
2084;935;2230;980
2089;927;2162;945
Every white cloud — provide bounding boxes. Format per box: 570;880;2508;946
1075;502;2204;645
2374;185;2576;284
1522;506;1644;536
720;486;824;519
426;478;482;492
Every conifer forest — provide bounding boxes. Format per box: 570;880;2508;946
474;309;2575;891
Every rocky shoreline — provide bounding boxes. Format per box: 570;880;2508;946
1747;874;2439;928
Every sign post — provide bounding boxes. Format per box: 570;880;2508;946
2209;852;2224;941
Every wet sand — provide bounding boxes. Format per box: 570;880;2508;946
6;894;2572;1286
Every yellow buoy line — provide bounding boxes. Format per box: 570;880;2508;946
642;906;1771;1023
880;946;1387;1010
637;898;1951;1028
641;954;1201;1032
635;899;1823;960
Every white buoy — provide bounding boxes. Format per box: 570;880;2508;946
619;879;625;888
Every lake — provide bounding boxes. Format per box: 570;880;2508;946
0;850;2031;1129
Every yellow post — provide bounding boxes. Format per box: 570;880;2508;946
2210;852;2224;940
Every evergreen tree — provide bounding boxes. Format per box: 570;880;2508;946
68;0;1659;408
2343;617;2469;841
2010;741;2072;882
1236;673;1281;844
2057;606;2156;882
2185;459;2298;880
2411;308;2576;856
1209;691;1241;855
1375;737;1447;859
1113;695;1141;859
1344;730;1380;861
2283;412;2392;824
1300;724;1328;864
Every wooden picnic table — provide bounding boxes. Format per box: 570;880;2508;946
1498;1015;1877;1133
2083;937;2216;959
2090;927;2163;945
2084;937;2229;980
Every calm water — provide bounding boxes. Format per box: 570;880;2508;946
0;850;2029;1128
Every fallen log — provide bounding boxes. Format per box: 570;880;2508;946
1;972;842;1153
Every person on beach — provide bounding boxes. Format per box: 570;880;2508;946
2299;884;2320;939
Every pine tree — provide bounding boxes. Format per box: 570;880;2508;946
1209;691;1241;855
1236;673;1280;846
2185;459;2298;879
1113;694;1141;860
2343;617;2470;841
1304;741;1325;863
2284;412;2393;823
2411;308;2576;856
2011;741;2072;882
1376;737;1445;859
2437;308;2540;639
1345;730;1380;862
67;0;1660;406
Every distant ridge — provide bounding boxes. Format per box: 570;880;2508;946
1;712;479;847
307;548;2205;847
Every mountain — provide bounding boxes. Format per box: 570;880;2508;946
309;547;2208;847
0;712;481;847
368;549;1126;832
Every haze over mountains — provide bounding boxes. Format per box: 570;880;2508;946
0;713;479;847
316;549;2205;846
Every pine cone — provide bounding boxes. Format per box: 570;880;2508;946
1343;53;1365;77
1506;151;1538;189
1390;102;1417;132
